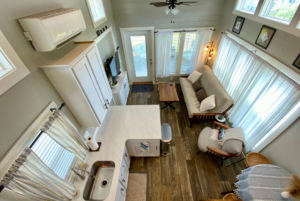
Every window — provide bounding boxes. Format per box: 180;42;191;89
236;0;260;14
31;132;76;179
86;0;107;28
169;32;197;75
180;32;197;74
170;33;181;74
260;0;300;24
0;30;30;95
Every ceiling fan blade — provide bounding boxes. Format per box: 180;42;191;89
149;2;170;7
176;1;197;4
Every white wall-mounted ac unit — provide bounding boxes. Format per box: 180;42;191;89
19;8;86;52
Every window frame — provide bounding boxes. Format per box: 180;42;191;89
86;0;107;28
235;0;260;15
169;31;199;76
0;30;30;95
259;0;300;25
233;0;300;38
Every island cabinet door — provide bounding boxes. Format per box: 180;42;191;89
86;46;113;105
115;181;126;201
72;56;107;124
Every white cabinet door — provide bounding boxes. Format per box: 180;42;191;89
119;86;127;106
123;146;130;167
124;74;130;98
115;181;126;201
86;46;112;105
72;56;107;124
119;158;129;189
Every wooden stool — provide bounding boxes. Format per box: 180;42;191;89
223;193;238;200
246;152;271;167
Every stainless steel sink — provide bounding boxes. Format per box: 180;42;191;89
83;161;115;201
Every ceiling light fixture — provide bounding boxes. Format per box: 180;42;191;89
171;7;180;15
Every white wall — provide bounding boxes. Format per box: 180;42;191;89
0;0;117;165
261;117;300;176
219;0;300;176
110;0;228;81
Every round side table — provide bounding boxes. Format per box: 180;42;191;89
246;152;272;167
223;193;238;200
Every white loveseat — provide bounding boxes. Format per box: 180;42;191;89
179;65;234;127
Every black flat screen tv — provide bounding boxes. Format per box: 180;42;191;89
108;51;120;84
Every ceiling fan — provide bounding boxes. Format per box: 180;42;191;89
149;0;197;15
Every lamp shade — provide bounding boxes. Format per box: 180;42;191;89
171;7;180;15
164;7;170;15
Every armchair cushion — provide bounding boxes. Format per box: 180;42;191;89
222;140;243;155
198;127;221;152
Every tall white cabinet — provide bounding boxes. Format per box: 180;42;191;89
112;72;130;105
39;43;112;127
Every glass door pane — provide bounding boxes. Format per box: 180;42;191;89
180;32;197;74
130;35;148;77
170;33;181;74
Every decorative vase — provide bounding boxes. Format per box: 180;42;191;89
281;191;291;199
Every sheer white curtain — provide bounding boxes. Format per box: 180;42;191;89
213;35;300;152
41;109;89;162
155;31;173;78
0;148;76;201
190;30;212;74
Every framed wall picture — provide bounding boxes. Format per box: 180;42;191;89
255;25;276;49
232;16;245;34
292;53;300;70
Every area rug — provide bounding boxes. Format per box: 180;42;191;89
131;84;153;93
126;171;149;201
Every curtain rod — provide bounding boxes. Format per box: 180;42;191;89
28;103;65;149
155;28;216;33
0;102;66;193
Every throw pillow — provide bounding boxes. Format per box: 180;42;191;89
199;94;216;112
187;71;202;83
222;140;243;155
192;79;202;91
195;88;207;103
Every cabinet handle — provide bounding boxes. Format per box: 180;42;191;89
121;188;124;192
106;99;109;105
122;179;125;182
104;104;108;109
124;153;127;157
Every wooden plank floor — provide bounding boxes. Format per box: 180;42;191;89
126;84;247;201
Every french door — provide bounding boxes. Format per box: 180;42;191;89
121;27;154;83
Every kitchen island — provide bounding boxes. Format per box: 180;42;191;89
73;105;161;201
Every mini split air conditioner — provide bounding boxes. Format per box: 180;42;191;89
18;8;86;52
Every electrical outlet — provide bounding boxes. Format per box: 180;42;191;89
170;77;173;80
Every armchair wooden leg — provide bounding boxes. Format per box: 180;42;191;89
221;158;224;166
190;119;193;128
196;150;201;154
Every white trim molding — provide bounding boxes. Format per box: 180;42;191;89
0;30;30;95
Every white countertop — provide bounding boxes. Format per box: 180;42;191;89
73;105;161;201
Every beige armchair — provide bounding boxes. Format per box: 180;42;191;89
197;121;244;166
